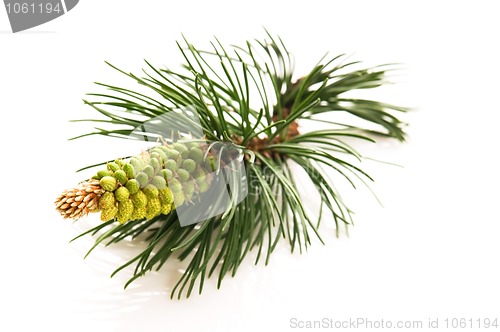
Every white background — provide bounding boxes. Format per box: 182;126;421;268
1;1;499;331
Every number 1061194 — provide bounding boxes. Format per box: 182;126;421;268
5;2;62;14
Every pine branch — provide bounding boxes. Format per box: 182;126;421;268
55;32;408;298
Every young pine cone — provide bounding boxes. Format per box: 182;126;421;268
55;142;214;224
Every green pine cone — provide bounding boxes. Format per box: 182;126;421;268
90;141;213;224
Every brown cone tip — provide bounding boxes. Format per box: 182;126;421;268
55;179;104;220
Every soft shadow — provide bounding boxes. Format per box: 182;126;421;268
67;219;192;322
0;30;56;34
